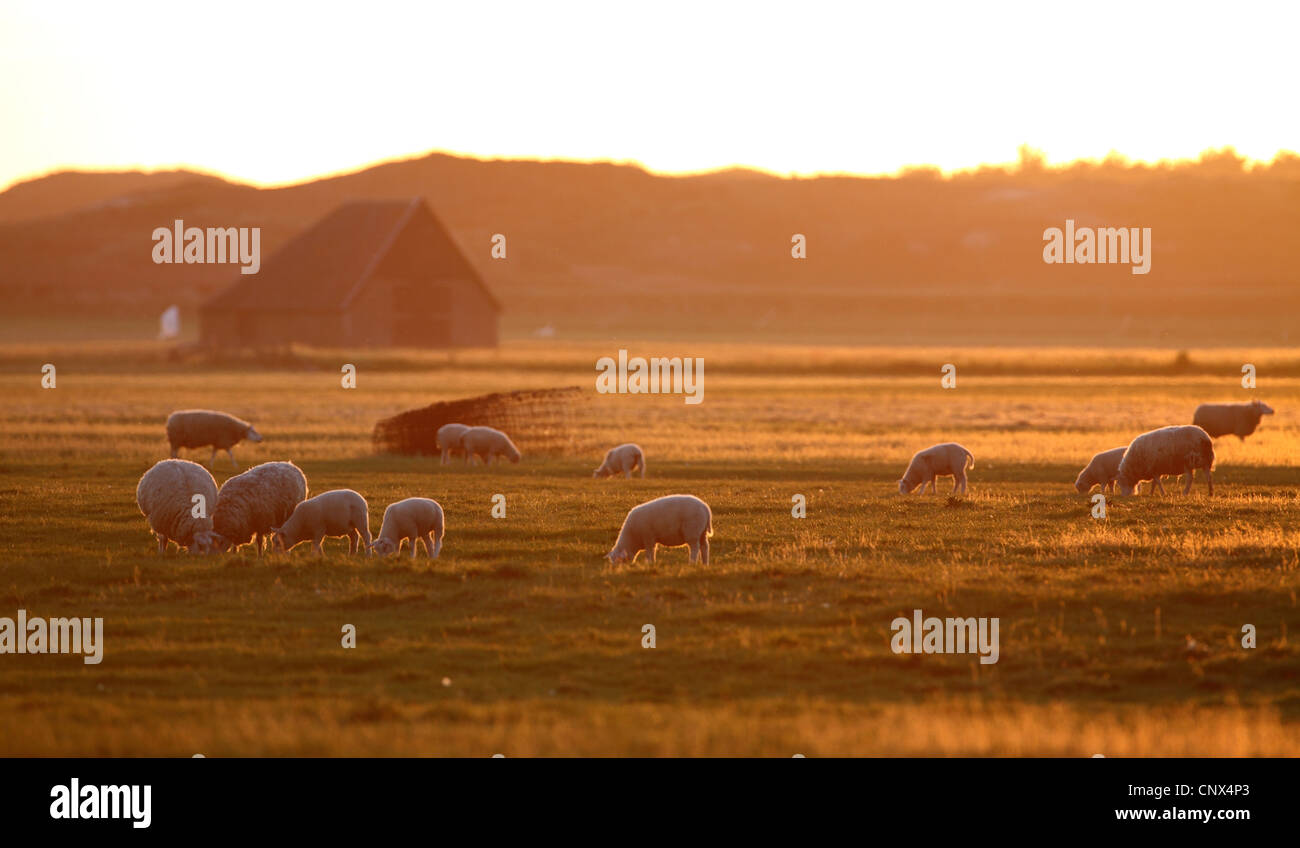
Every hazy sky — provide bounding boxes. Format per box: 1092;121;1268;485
1;0;1296;190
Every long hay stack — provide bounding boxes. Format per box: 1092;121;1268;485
372;386;588;457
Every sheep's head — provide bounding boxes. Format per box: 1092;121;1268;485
189;530;220;555
1116;478;1137;496
207;533;233;553
605;548;631;565
1073;472;1092;494
245;425;263;443
268;526;289;553
506;446;522;464
1253;400;1275;415
370;538;399;556
593;466;611;478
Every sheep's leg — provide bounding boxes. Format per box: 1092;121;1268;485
156;534;167;554
688;540;700;563
226;448;238;468
699;533;709;565
255;532;264;557
358;525;371;554
1182;471;1194;495
169;445;178;458
412;536;421;560
431;533;442;558
1205;467;1214;496
645;544;656;564
952;472;964;494
1155;477;1167;495
347;531;357;555
208;447;217;466
313;537;324;556
624;468;632;479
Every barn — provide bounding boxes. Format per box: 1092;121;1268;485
199;198;499;348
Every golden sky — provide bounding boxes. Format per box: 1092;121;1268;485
1;0;1296;191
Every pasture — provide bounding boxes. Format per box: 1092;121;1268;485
1;341;1297;755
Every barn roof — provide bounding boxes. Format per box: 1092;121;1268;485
202;197;499;312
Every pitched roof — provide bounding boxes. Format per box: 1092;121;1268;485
202;197;498;312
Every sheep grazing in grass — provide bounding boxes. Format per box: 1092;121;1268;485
211;461;308;555
1193;400;1275;440
166;409;263;468
1074;447;1127;494
371;497;444;559
898;443;975;495
135;458;220;554
593;443;646;479
606;494;712;565
271;489;371;556
1116;425;1215;496
461;426;521;465
436;423;470;465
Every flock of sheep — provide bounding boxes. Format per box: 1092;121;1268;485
138;400;1275;565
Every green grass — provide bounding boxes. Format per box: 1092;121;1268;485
0;342;1297;755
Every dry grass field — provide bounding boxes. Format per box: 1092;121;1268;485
1;340;1297;755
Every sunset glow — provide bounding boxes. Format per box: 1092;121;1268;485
2;0;1297;190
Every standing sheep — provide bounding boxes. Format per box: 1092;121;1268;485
898;443;975;495
211;461;308;555
593;443;646;479
606;494;713;565
461;426;521;465
1074;447;1127;494
135;459;220;554
166;409;263;468
270;489;371;556
1116;425;1215;496
1193;400;1275;440
436;423;470;465
371;497;444;559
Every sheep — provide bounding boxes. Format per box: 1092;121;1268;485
606;494;712;565
461;426;521;465
166;409;262;468
135;459;220;554
1116;425;1215;496
1074;447;1127;494
436;423;470;465
1193;400;1275;440
270;489;371;556
898;443;975;495
210;461;308;555
593;443;646;479
370;497;444;559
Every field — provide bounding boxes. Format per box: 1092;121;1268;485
1;341;1298;755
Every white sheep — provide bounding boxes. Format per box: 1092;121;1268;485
211;461;308;555
436;423;470;465
1074;447;1127;494
166;409;263;468
461;426;521;465
135;459;220;554
593;443;646;479
1193;400;1275;440
370;497;444;559
270;489;371;556
898;443;975;495
1116;425;1215;496
606;494;712;565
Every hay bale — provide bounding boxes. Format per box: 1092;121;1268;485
372;386;586;457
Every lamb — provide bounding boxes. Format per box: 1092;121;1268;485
593;443;646;479
135;459;220;554
210;461;308;555
270;489;371;556
898;443;975;495
606;494;712;565
461;426;521;465
166;409;263;468
1193;400;1275;440
436;423;470;465
370;497;444;559
1116;425;1215;496
1074;447;1127;494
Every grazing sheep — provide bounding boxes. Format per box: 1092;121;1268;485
371;497;444;559
593;443;646;479
1074;447;1127;494
898;443;975;495
1116;425;1215;496
135;459;220;554
1193;400;1275;440
166;409;263;468
437;423;470;465
211;461;308;555
271;489;371;556
461;426;521;465
606;494;712;565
